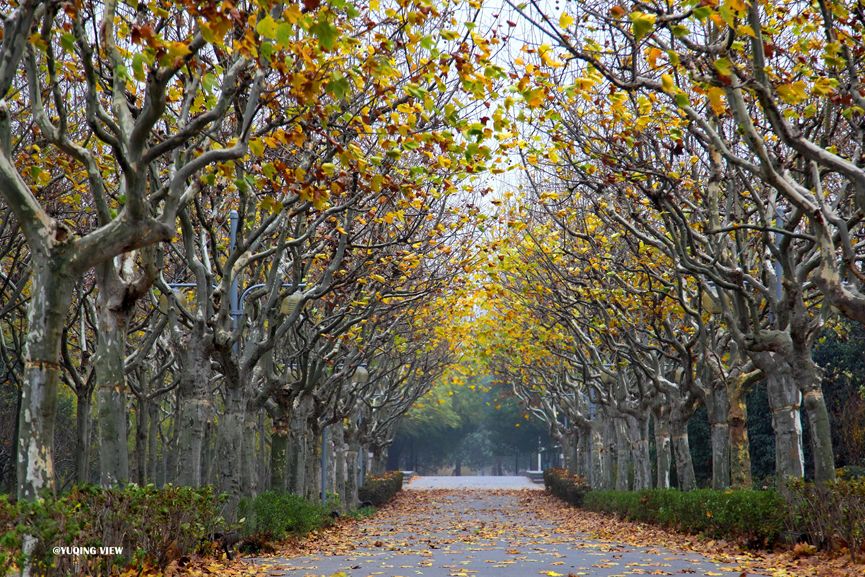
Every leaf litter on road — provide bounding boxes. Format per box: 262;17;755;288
177;490;865;577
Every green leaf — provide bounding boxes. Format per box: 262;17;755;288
693;5;711;20
713;57;733;77
311;18;338;50
60;33;76;53
629;11;656;40
326;73;350;99
670;24;690;38
276;22;293;47
256;15;279;39
132;53;146;81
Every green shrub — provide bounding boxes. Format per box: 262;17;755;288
239;491;330;541
544;468;590;507
358;471;403;506
573;486;785;548
0;484;225;576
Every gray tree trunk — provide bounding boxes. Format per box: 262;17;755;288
175;325;210;487
654;411;672;489
135;396;147;485
614;418;630;490
802;387;836;482
334;424;347;511
75;393;92;484
707;383;731;489
765;368;805;481
589;419;608;489
218;387;245;519
94;272;130;487
17;261;75;500
670;416;696;491
790;341;835;482
631;415;651;490
242;404;259;496
147;400;159;485
270;412;289;491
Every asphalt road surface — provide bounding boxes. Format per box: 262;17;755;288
257;487;765;577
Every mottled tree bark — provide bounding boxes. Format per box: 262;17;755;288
241;404;259;497
614;418;630;490
94;270;130;487
175;324;210;487
147;400;159;485
217;387;245;519
790;338;835;482
333;423;347;511
670;414;696;491
765;368;805;481
653;410;672;489
17;260;75;500
706;383;731;489
270;412;289;491
135;396;147;485
75;392;92;485
728;387;752;488
631;415;651;490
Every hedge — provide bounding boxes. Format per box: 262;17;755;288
0;484;224;576
543;468;590;506
544;469;786;548
358;471;404;506
238;491;332;541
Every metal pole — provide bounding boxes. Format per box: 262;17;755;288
320;426;329;503
229;210;240;321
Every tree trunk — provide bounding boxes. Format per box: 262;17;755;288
135;396;147;485
17;260;75;500
75;392;92;485
765;369;805;481
631;415;651;490
790;337;836;482
614;418;630;491
175;326;210;487
802;388;835;482
707;383;731;489
94;301;130;486
654;411;672;489
589;419;609;489
670;416;696;491
242;403;259;497
334;424;347;511
270;413;289;491
602;417;615;489
147;400;159;485
304;426;319;501
217;387;245;520
728;387;752;488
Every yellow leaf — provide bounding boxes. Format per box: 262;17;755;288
559;12;575;29
248;138;264;157
777;81;808;104
661;74;675;93
707;86;726;115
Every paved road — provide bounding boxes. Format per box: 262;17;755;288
407;475;543;490
257;490;765;577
